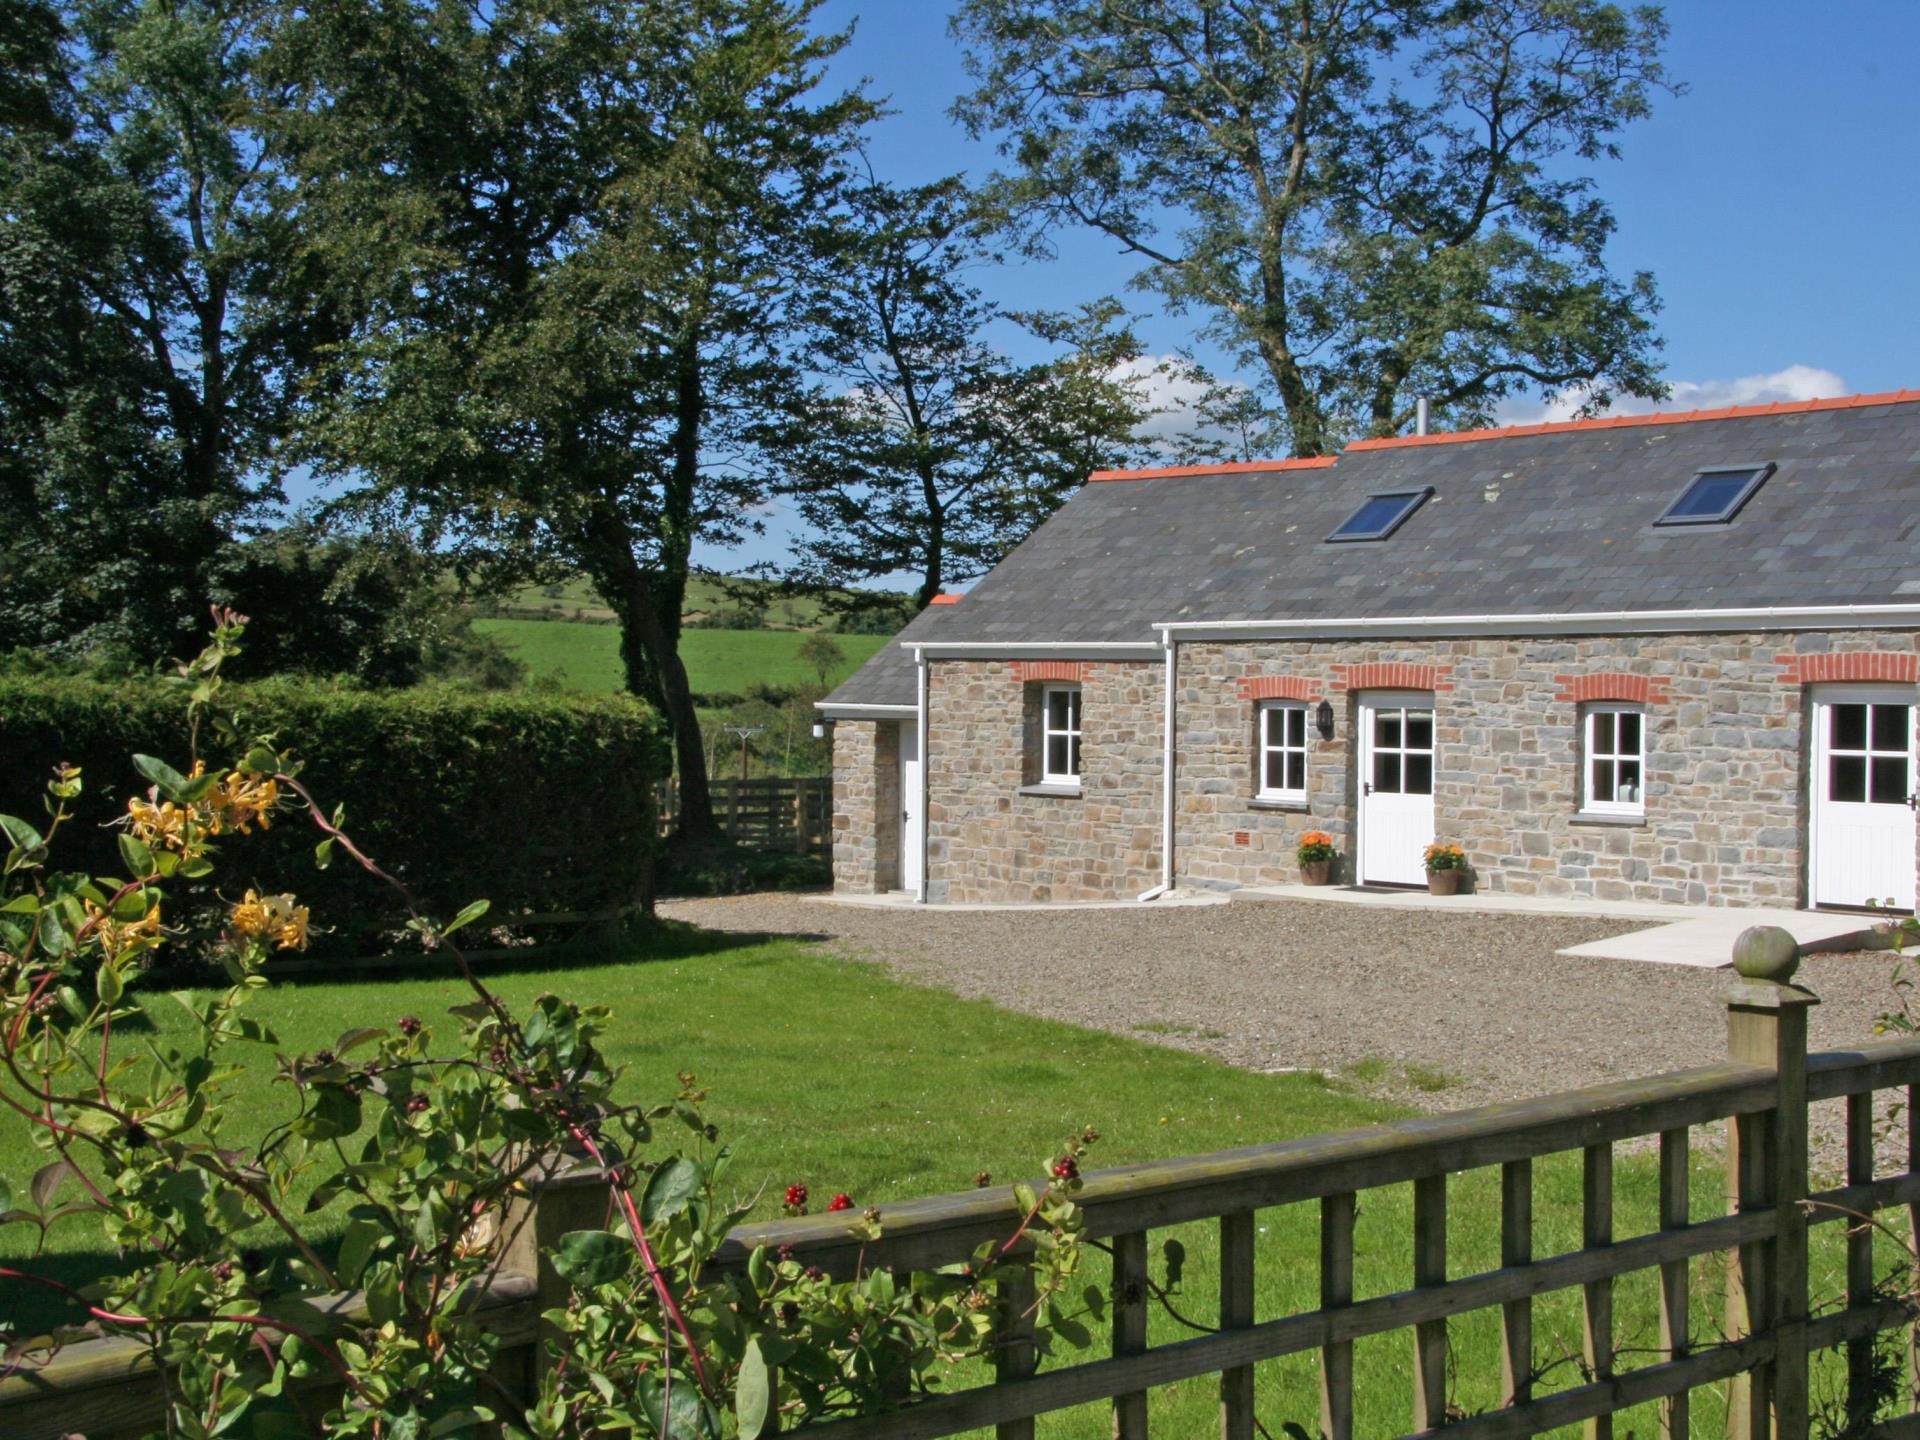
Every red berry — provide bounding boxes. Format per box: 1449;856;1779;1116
784;1183;808;1209
827;1193;853;1212
1051;1156;1079;1181
397;1015;422;1037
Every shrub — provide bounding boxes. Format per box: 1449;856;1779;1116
0;672;666;956
0;615;1096;1437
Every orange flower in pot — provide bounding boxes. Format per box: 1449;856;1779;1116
1296;830;1336;886
1423;842;1468;896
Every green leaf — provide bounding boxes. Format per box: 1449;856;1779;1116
735;1337;771;1438
131;754;189;798
0;814;44;852
31;1160;76;1211
336;1218;383;1286
641;1156;703;1227
335;1027;386;1057
293;1085;361;1142
117;833;155;877
314;838;334;870
550;1229;631;1289
442;899;490;937
638;1373;709;1439
96;963;123;1007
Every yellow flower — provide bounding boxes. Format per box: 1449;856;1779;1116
127;796;191;851
86;901;164;957
231;891;309;951
212;770;280;834
274;902;310;952
230;891;271;938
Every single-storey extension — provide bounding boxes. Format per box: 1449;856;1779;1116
819;391;1920;911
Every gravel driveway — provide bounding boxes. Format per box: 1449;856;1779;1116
659;892;1905;1121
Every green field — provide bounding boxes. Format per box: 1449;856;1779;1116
1;924;1893;1434
474;617;888;697
491;572;905;632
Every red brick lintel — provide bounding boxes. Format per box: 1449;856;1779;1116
1554;672;1672;705
1775;651;1920;685
1331;662;1453;693
1010;660;1092;683
1236;675;1323;702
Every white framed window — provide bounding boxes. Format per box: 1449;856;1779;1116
1257;701;1308;802
1583;704;1646;816
1041;684;1082;784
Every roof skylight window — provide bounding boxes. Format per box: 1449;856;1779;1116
1654;463;1775;526
1326;487;1433;543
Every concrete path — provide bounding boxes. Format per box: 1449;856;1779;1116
1230;881;1894;968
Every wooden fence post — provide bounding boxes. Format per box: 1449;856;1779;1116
498;1156;614;1392
1724;953;1817;1440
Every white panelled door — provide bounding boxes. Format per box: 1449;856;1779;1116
1811;686;1916;911
897;722;923;894
1358;692;1437;886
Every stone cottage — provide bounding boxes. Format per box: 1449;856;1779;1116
819;391;1920;911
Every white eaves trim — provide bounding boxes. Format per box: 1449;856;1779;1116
1156;603;1920;643
909;640;1162;661
813;701;916;719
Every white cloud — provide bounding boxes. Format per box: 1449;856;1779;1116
1497;364;1849;426
1112;353;1218;441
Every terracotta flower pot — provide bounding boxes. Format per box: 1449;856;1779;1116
1299;859;1333;886
1426;869;1463;896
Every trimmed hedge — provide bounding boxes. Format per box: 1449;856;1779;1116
0;676;667;955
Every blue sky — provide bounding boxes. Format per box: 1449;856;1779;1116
706;0;1916;584
816;0;1919;404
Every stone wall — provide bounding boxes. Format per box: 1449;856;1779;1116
1177;629;1920;907
835;629;1920;908
831;720;900;893
925;659;1162;903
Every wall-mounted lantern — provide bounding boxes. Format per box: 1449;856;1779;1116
1315;698;1336;740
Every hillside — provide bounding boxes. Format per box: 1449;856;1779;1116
485;572;905;633
474;618;886;698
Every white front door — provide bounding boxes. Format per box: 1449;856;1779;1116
1811;685;1916;911
897;722;923;894
1358;692;1437;886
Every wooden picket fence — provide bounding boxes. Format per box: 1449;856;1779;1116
655;774;831;856
8;964;1920;1439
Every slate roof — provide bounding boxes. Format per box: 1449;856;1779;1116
824;392;1920;709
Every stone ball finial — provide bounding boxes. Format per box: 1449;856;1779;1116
1732;925;1801;982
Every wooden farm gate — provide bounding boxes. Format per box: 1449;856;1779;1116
656;775;831;856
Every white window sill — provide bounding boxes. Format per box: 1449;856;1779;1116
1020;782;1083;798
1248;796;1309;812
1572;810;1647;828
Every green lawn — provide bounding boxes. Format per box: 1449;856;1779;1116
474;618;887;697
0;925;1896;1435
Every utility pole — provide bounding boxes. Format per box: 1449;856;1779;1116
722;724;765;780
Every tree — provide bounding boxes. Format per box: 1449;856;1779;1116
779;176;1167;610
952;0;1674;456
274;0;873;840
796;632;845;690
209;524;524;688
0;0;321;659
